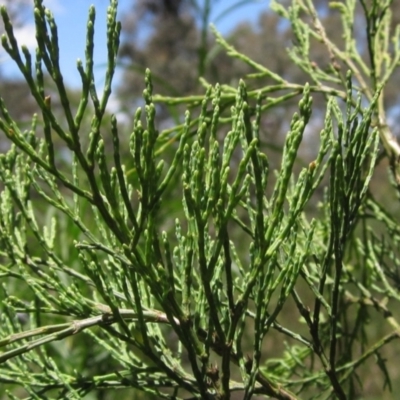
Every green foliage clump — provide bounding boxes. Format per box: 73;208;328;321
1;1;400;399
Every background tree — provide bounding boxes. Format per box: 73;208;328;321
0;0;38;124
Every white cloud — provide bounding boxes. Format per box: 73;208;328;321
13;24;37;50
42;0;66;15
0;0;65;17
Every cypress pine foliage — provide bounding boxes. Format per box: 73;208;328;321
1;1;400;399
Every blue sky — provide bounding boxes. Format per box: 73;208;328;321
0;0;270;88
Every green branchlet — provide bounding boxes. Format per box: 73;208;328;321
0;1;400;399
